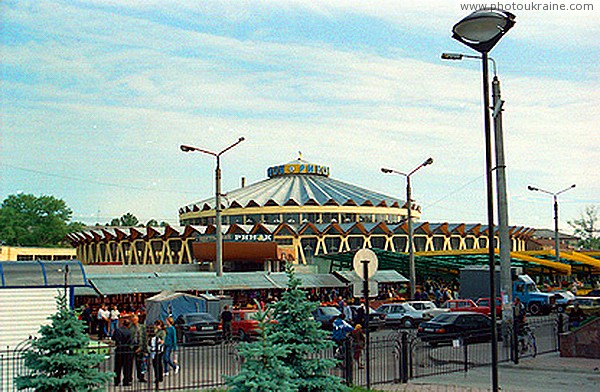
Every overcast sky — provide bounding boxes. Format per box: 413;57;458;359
1;0;598;233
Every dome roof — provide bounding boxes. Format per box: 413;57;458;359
181;159;404;212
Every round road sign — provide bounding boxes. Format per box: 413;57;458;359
353;249;378;280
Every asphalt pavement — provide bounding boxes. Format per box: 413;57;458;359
377;352;600;392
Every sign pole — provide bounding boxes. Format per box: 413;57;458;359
353;248;378;391
362;260;370;390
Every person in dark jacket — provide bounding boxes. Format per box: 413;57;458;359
113;318;134;387
220;305;233;342
130;314;148;382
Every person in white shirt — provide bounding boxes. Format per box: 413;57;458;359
97;304;110;340
110;305;121;337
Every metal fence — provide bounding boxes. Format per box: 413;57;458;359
0;315;564;391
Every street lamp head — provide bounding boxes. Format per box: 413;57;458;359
441;53;464;60
238;137;245;142
570;184;576;189
527;185;538;191
423;157;434;166
381;168;393;174
180;145;195;152
452;9;515;53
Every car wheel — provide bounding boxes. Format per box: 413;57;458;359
528;302;541;316
402;318;414;328
556;305;565;313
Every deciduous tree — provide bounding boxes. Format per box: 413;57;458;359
0;193;81;246
569;205;600;250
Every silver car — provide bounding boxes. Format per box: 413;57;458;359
407;300;449;320
375;303;423;328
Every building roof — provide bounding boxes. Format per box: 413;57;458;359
84;271;349;296
180;159;404;213
0;260;88;289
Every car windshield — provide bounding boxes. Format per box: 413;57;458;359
431;313;459;323
527;283;540;293
185;313;215;323
321;307;341;315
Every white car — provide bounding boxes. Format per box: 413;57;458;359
375;303;423;328
407;301;449;320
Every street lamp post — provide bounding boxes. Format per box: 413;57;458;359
441;53;513;306
451;9;515;392
527;184;576;263
381;157;433;300
181;137;245;276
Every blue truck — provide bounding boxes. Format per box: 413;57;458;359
460;266;556;315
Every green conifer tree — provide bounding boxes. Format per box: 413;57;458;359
268;264;347;392
16;294;113;391
226;302;297;392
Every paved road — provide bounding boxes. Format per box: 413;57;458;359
377;353;600;392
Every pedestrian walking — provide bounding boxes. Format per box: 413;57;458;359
112;318;134;387
163;316;180;376
149;319;165;384
332;314;353;359
220;305;233;342
351;324;366;369
130;314;148;383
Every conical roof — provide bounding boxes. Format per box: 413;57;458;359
181;158;403;212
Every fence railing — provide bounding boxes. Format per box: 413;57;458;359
1;315;563;391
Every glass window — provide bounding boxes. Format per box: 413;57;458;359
322;213;338;223
304;213;319;223
263;214;281;224
283;213;299;224
245;214;261;224
340;213;356;223
359;214;373;223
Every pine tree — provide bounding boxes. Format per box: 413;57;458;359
226;301;297;392
16;294;113;391
268;264;347;392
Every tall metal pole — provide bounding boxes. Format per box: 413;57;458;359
406;177;415;300
362;261;371;390
554;195;559;264
482;52;499;392
527;184;575;264
492;76;512;306
215;156;223;276
180;137;244;277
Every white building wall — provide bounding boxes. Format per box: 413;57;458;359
0;288;60;349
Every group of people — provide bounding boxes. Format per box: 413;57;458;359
111;314;179;387
79;302;146;340
332;298;367;369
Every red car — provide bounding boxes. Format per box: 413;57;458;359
226;309;276;341
440;299;489;315
475;298;502;317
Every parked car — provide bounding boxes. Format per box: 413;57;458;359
407;301;449;320
349;305;386;331
175;312;221;345
375;303;422;328
417;312;497;346
572;296;600;317
475;298;502;317
440;299;489;315
553;291;576;313
312;306;341;330
230;309;260;341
